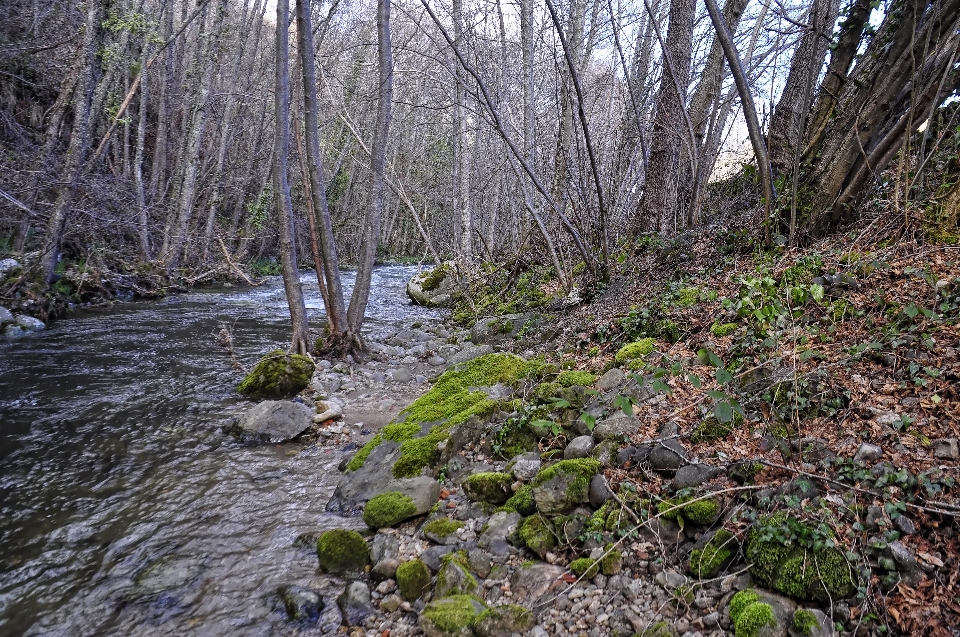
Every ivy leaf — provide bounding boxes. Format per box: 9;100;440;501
714;402;734;424
688;374;702;388
715;368;733;385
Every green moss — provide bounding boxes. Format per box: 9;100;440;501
420;264;449;292
690;415;738;443
569;557;599;578
531;458;601;507
473;604;534;634
346;434;383;471
657;319;682;343
423;518;464;538
436;552;479;597
462;472;514;504
734;602;776;637
383;421;422;441
688;529;735;578
556;370;597;387
393;428;449;478
676;287;700;307
781;255;823;286
586;502;613;533
710;322;739;337
420;595;485;634
518;515;556;558
363;491;418;528
792;609;819;636
639;621;676;637
658;496;721;527
729;589;760;623
600;547;623;575
533;381;563;402
746;514;856;602
316;529;369;573
499;484;535;515
614;338;656;364
396;559;431;601
237;350;315;399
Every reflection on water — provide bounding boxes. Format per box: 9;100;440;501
0;266;437;636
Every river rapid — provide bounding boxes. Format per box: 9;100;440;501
0;266;438;637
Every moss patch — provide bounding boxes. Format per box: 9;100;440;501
710;322;739;337
600;546;623;575
688;529;735;578
689;415;737;443
393;428;450;478
792;609;819;636
237;350;315;399
729;589;760;622
658;496;721;527
420;594;485;635
569;557;599;578
734;601;776;637
614;338;656;364
423;518;464;538
421;264;450;292
639;621;676;637
499;484;535;515
363;492;418;529
396;559;431;601
518;515;556;558
346;434;383;472
316;529;369;573
473;604;534;634
556;370;597;387
462;472;514;504
746;513;856;602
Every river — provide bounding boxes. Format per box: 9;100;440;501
0;265;438;637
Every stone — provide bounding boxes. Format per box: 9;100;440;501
0;258;20;278
864;505;885;532
327;440;403;515
649;439;688;476
473;604;535;637
396;559;432;601
588;474;614;508
788;608;834;637
593;415;640;442
313;403;343;423
3;324;23;338
237;350;315;399
233;400;314;444
370;533;400;563
888;541;918;572
15;315;45;331
380;593;403;612
434;558;478;598
462;472;514;504
0;306;15;325
893;515;916;535
509;562;564;603
421;545;457;572
429;356;446;366
317;529;370;573
337;581;374;626
276;585;323;622
470;314;526;344
596;368;626;392
932;438;959;459
421;595;487;637
853;443;882;463
507;452;541;481
531;459;601;514
565;435;596;459
480;511;522;542
672;463;722;489
446;344;494;365
384;476;443;516
392;368;413;383
371;559;400;582
407;265;456;308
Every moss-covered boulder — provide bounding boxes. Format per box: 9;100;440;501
316;529;369;573
688;529;737;578
517;515;557;559
435;552;479;598
531;459;601;515
423;518;465;544
363;491;418;529
462;472;514;504
600;546;623;575
746;513;856;602
396;559;432;601
237;350;315;399
408;264;456;308
420;594;487;637
473;604;534;637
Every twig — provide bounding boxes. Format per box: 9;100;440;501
217;236;257;286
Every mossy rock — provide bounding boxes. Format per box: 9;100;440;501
423;518;464;542
638;620;677;637
569;557;599;578
363;491;418;529
688;529;736;578
462;472;514;504
600;547;623;575
531;458;601;515
733;600;776;637
658;496;721;527
690;413;743;443
420;594;486;637
614;338;655;364
472;603;534;637
316;529;369;573
556;370;597;387
792;609;820;637
746;513;856;602
499;484;535;516
396;559;432;601
435;552;479;598
237;350;315;399
517;515;556;559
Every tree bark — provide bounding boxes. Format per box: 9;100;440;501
274;0;312;354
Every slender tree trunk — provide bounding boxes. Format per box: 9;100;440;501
134;35;151;261
296;0;350;343
274;0;311;354
39;0;101;286
452;0;472;268
346;0;393;337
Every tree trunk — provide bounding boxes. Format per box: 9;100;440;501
39;0;101;286
346;0;393;338
634;0;697;234
274;0;312;354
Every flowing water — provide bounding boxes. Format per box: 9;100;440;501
0;266;438;637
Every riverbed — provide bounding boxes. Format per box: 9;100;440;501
0;266;438;636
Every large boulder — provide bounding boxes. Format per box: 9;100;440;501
0;306;15;325
362;477;442;528
15;315;45;331
470;314;528;345
237;350;315;399
531;459;601;515
407;264;456;308
233;400;313;443
328;439;403;514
